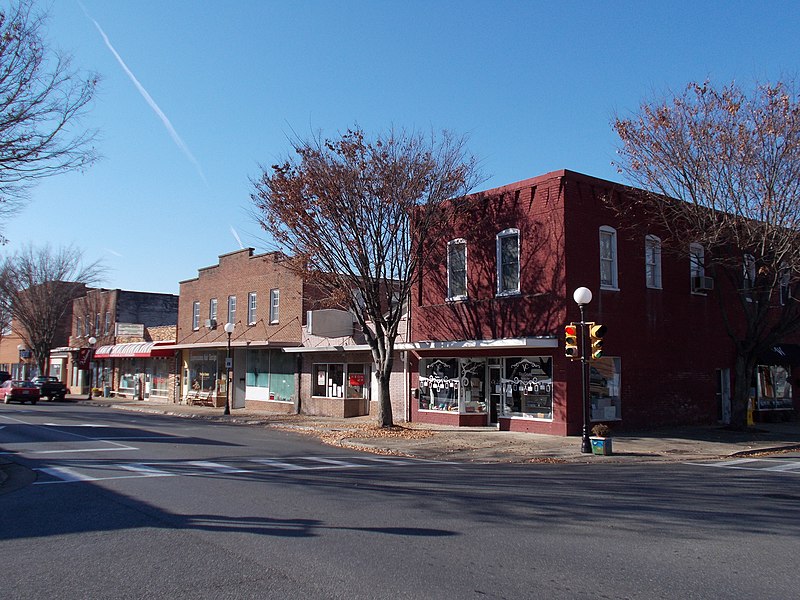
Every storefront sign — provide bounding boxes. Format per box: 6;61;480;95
349;373;365;386
115;323;145;337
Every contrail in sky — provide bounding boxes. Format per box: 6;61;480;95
79;2;208;186
230;226;244;250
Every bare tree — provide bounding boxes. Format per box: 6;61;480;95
0;0;99;241
251;128;481;427
0;244;104;376
613;80;800;428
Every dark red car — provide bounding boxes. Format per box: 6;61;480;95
0;380;40;404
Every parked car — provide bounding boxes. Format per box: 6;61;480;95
31;375;68;401
0;380;40;404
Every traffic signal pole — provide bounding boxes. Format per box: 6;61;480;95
578;304;592;454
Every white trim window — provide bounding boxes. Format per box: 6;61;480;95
645;234;662;289
192;301;200;330
689;242;706;293
496;228;520;296
599;226;618;289
104;312;111;335
209;298;218;323
447;239;467;300
248;292;257;325
76;317;83;338
269;289;280;324
227;295;237;324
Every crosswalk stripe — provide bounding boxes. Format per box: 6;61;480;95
186;460;253;473
38;466;97;482
764;462;800;472
715;458;759;466
249;458;311;470
301;457;363;467
119;463;174;477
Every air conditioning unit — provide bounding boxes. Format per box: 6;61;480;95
205;319;217;329
692;276;714;292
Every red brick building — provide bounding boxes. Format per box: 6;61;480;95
409;169;799;435
172;248;407;418
68;288;179;397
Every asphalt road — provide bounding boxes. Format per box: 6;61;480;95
2;403;799;599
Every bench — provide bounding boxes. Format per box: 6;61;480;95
187;390;214;406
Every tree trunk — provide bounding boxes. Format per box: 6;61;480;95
730;352;755;429
376;368;394;428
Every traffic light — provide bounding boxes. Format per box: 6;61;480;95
589;323;607;360
564;323;580;359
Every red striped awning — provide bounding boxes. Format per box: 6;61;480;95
93;342;174;359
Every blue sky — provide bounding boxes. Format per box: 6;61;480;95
3;0;799;294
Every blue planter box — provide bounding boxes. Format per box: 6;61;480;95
590;437;612;455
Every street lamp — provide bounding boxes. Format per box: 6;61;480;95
223;322;234;415
17;344;26;380
573;287;593;454
86;336;97;400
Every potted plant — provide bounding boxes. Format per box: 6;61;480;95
590;423;613;455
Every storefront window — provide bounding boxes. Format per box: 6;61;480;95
346;364;368;399
246;349;295;402
500;357;553;419
313;363;344;398
419;359;459;411
188;351;219;392
590;357;621;421
461;359;486;413
757;365;793;410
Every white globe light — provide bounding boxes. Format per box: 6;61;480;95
573;287;592;305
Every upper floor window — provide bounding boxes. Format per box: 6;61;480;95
104;312;111;335
248;292;257;325
269;289;280;324
496;229;520;295
227;295;237;324
76;317;83;338
95;313;100;334
209;298;218;323
599;226;618;289
780;262;791;306
645;235;662;289
447;239;467;300
192;301;200;330
689;242;710;294
742;254;756;290
86;314;91;334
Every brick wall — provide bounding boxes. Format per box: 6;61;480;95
177;248;305;347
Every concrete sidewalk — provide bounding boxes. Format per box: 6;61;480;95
76;395;800;464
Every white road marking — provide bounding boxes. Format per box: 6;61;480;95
301;457;365;467
9;447;137;455
118;463;174;477
38;466;97;482
186;461;253;473
249;458;311;470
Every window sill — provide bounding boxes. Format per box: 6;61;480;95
599;285;619;292
495;290;521;298
446;295;468;303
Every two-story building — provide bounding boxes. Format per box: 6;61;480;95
409;169;799;435
170;248;408;419
69;288;179;397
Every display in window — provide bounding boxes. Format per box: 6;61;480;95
500;357;553;419
757;365;793;410
590;357;621;421
419;359;459;411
